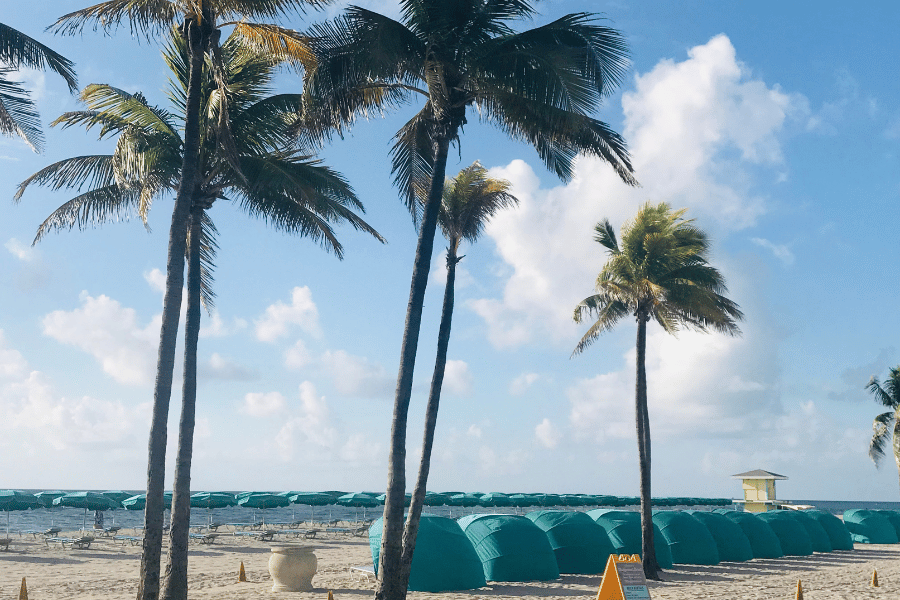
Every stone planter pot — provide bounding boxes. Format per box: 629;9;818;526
269;545;317;592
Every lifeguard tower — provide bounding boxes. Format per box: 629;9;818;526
732;469;787;512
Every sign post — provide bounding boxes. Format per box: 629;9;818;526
596;554;651;600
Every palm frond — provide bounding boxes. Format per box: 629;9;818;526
231;22;315;72
867;375;899;408
0;71;42;151
191;209;218;312
438;161;518;242
572;296;628;354
870;411;895;464
15;155;116;201
593;219;619;253
50;0;179;38
0;23;78;92
390;105;435;222
33;184;141;242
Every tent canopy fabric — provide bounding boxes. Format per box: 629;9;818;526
458;514;559;582
756;512;813;556
804;510;853;550
715;510;784;559
652;511;720;565
369;514;485;592
685;510;754;562
781;510;832;553
525;510;615;574
842;509;899;544
877;510;900;540
586;509;673;569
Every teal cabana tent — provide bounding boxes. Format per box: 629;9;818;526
804;510;853;550
458;514;559;582
686;510;753;562
587;509;673;568
525;510;615;574
780;510;832;553
369;514;485;592
878;510;900;540
652;511;719;565
756;512;813;556
715;510;784;558
842;509;898;544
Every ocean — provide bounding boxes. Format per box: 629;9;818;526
3;492;900;534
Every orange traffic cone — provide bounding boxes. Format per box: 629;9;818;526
239;561;247;582
19;577;28;600
795;579;803;600
872;568;879;587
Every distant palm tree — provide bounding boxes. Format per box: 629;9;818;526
16;30;380;600
0;23;77;151
573;202;743;579
868;366;900;492
404;162;517;587
49;2;324;597
304;3;637;596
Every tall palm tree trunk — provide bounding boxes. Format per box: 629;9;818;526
137;17;209;600
400;239;461;589
161;205;203;600
376;132;452;600
635;311;658;580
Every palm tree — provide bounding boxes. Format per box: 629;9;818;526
404;162;516;587
303;4;637;597
0;22;77;151
868;366;900;493
572;202;743;579
16;30;380;600
49;3;324;598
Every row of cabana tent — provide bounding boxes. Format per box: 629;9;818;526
367;507;878;593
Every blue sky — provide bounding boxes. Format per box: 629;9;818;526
0;1;897;502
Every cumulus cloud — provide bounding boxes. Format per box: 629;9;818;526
241;391;287;417
284;339;313;369
510;372;539;395
274;381;338;459
442;359;472;396
200;353;258;381
6;238;50;290
255;287;322;342
470;34;804;348
199;313;248;338
42;292;158;386
535;418;560;449
320;349;393;397
143;269;166;295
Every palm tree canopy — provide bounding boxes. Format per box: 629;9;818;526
304;0;637;220
868;366;900;465
0;23;78;152
573;202;743;355
16;28;382;309
438;161;517;250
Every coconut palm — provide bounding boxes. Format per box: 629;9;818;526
572;202;743;579
404;162;516;585
303;4;637;597
868;366;900;492
16;29;380;600
0;23;77;152
49;2;324;598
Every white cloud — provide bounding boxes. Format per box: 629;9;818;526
255;287;321;342
42;292;158;386
471;34;804;348
442;359;472;396
274;381;338;459
199;313;247;338
750;237;795;265
143;269;166;295
200;353;257;381
467;424;482;439
535;418;560;449
320;349;392;397
241;391;287;417
6;238;35;261
510;372;539;395
284;339;313;369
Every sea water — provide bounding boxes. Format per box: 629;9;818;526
3;492;899;534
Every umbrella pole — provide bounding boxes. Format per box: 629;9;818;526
6;510;9;537
82;508;87;532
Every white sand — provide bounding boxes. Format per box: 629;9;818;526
1;527;897;599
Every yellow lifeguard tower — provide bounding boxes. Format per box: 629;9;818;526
732;469;787;512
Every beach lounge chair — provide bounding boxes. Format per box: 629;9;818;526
101;526;121;537
71;536;95;549
190;533;218;545
350;566;376;582
114;535;142;546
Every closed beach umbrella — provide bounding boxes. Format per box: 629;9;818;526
450;493;483;508
480;493;512;508
0;490;42;535
53;491;120;531
423;492;452;507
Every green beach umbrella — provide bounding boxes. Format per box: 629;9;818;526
338;492;381;520
121;492;173;511
53;491;120;530
449;493;483;508
191;492;237;527
283;492;335;523
33;490;66;508
480;492;512;508
423;492;452;506
237;492;290;525
101;490;133;504
0;490;42;535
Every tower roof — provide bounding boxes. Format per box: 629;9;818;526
731;469;788;480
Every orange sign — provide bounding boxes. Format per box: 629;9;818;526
596;554;651;600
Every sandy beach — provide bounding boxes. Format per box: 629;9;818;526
1;527;898;600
